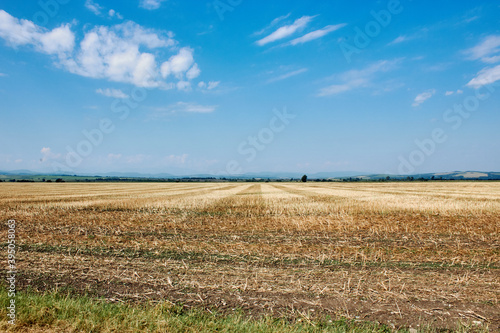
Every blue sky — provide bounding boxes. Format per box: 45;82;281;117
0;0;499;175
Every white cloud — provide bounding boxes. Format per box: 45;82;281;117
318;60;400;96
163;154;188;165
267;68;307;83
108;9;123;19
65;21;175;88
207;81;219;89
96;88;128;98
176;80;191;91
198;80;220;90
161;47;199;80
107;153;122;160
445;89;463;96
0;11;205;90
177;102;215;113
39;25;75;54
425;63;451;72
253;13;291;36
0;73;7;77
126;154;149;164
151;102;216;118
256;16;314;46
371;80;405;95
133;53;156;86
465;35;500;88
388;31;424;46
466;64;500;88
186;63;200;80
85;0;103;15
40;147;61;163
0;10;74;57
340;60;400;81
286;24;346;46
465;35;500;63
318;79;366;96
139;0;166;10
412;89;436;107
0;10;40;46
85;1;123;19
389;35;409;45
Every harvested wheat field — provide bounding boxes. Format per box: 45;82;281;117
1;182;499;332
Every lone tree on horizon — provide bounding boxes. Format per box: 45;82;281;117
301;175;307;182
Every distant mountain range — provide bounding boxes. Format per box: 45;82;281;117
345;171;500;180
1;170;499;180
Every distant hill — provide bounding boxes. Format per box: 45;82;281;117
1;170;499;181
344;171;500;181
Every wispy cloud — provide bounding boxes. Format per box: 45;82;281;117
85;1;122;19
412;89;436;107
253;13;291;36
267;68;307;83
256;16;314;46
96;88;128;98
198;81;220;90
285;24;346;46
424;62;453;72
455;6;482;26
445;89;463;96
126;154;150;164
467;64;500;88
387;26;433;46
107;153;122;161
108;9;123;19
0;73;7;77
318;60;401;96
174;102;216;113
318;79;366;96
388;35;410;45
150;102;217;119
387;29;427;46
465;35;500;88
465;35;500;63
163;154;188;166
40;147;61;163
85;0;103;15
139;0;166;10
461;15;479;24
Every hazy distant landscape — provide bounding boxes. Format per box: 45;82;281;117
2;170;500;182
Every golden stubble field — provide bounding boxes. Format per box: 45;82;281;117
1;182;499;330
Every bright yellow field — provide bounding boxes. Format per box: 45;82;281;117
1;182;499;330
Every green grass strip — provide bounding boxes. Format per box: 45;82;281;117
0;287;398;332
